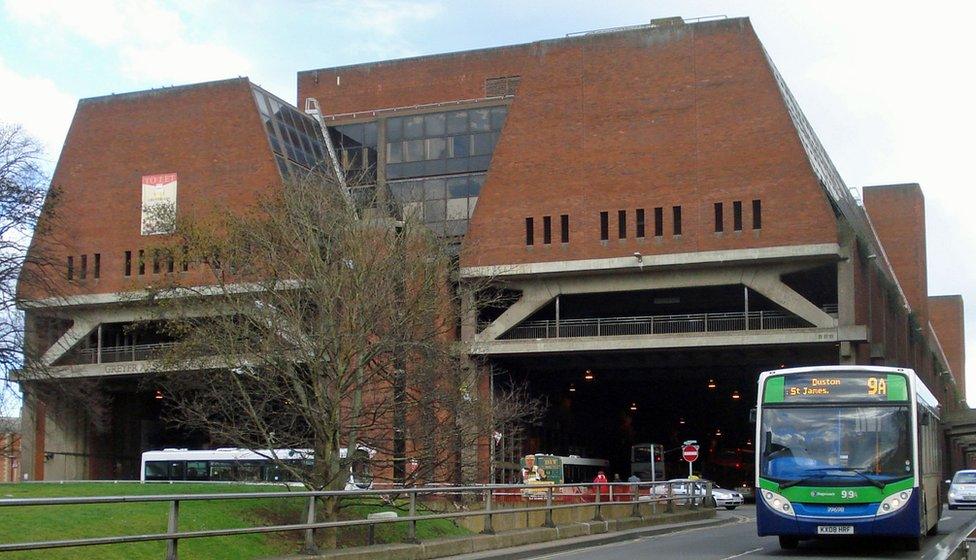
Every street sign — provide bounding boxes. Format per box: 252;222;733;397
682;444;699;463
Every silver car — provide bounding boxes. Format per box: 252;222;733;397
948;469;976;509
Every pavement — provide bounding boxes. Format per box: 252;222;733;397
447;505;976;560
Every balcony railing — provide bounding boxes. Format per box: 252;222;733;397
499;305;838;341
65;342;178;365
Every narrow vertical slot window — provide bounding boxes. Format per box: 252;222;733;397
714;202;724;233
618;210;627;239
636;209;645;238
600;211;609;241
79;254;88;279
67;256;74;280
93;253;100;279
654;207;663;236
752;199;762;230
733;201;743;231
560;214;569;243
152;250;160;274
525;217;534;246
543;216;552;244
138;250;145;275
167;253;175;273
124;251;132;277
672;206;682;235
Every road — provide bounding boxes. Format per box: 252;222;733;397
521;506;976;560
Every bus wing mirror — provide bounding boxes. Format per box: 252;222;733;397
749;408;757;423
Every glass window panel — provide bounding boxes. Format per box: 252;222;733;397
403;201;423;220
469;174;485;196
472;133;493;155
387;142;403;164
447;197;468;220
468;196;478;217
490;106;508;130
468;155;491;171
423;159;446;176
469;109;490;131
404;139;425;162
404;115;424;139
386;117;403;142
425;113;446;136
364;122;378;146
268;97;283;117
424;199;446;222
401;161;425;177
343;148;363;169
424;178;446;199
387;163;405;179
364;148;377;170
445;158;468;173
427;137;447;160
447;111;468;134
427;221;446;236
450;135;470;158
447;176;469;198
253;90;271;116
445;219;467;237
338;124;364;146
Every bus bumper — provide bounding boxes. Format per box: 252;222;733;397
757;492;920;537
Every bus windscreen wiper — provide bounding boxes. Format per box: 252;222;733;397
780;467;885;489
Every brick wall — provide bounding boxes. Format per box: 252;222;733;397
18;78;281;301
863;184;929;327
930;295;966;396
299;18;840;269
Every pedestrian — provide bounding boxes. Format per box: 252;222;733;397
628;473;641;501
593;470;609;497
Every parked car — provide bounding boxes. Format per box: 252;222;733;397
947;469;976;509
661;479;744;510
735;482;755;503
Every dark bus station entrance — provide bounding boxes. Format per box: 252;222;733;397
490;344;838;487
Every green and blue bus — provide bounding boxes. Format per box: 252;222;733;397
756;366;941;550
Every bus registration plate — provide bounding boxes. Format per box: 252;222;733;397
817;525;854;535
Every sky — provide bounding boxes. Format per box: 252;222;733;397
1;0;975;403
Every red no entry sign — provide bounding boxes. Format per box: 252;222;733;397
682;445;699;463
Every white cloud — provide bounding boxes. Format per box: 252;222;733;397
0;56;76;163
4;0;251;84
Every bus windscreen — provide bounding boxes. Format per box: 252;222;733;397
759;405;912;485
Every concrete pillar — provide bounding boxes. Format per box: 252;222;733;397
836;226;857;364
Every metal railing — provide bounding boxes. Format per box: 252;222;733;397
68;342;179;365
0;480;712;559
500;305;839;340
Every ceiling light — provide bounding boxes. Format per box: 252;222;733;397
154;390;164;400
629;402;638;411
584;370;594;381
569;384;576;392
707;379;716;389
731;390;741;400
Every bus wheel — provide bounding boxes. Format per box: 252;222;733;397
904;536;922;551
778;536;799;550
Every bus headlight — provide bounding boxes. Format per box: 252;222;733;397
761;489;795;517
878;489;912;516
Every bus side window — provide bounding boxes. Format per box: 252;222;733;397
144;461;172;480
210;461;234;481
186;461;208;481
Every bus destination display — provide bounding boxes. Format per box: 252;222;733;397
780;373;906;402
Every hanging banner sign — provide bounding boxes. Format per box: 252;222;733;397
141;173;177;235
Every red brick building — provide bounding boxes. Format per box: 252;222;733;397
17;17;968;481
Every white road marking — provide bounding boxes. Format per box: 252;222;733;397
721;547;763;560
940;516;952;521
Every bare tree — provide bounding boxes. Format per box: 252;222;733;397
143;171;540;549
2;123;109;469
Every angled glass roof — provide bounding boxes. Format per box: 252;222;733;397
251;85;333;179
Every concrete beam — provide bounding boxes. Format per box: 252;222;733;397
471;327;850;356
745;273;837;329
461;243;841;279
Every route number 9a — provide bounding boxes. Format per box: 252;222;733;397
841;490;858;499
868;377;887;396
